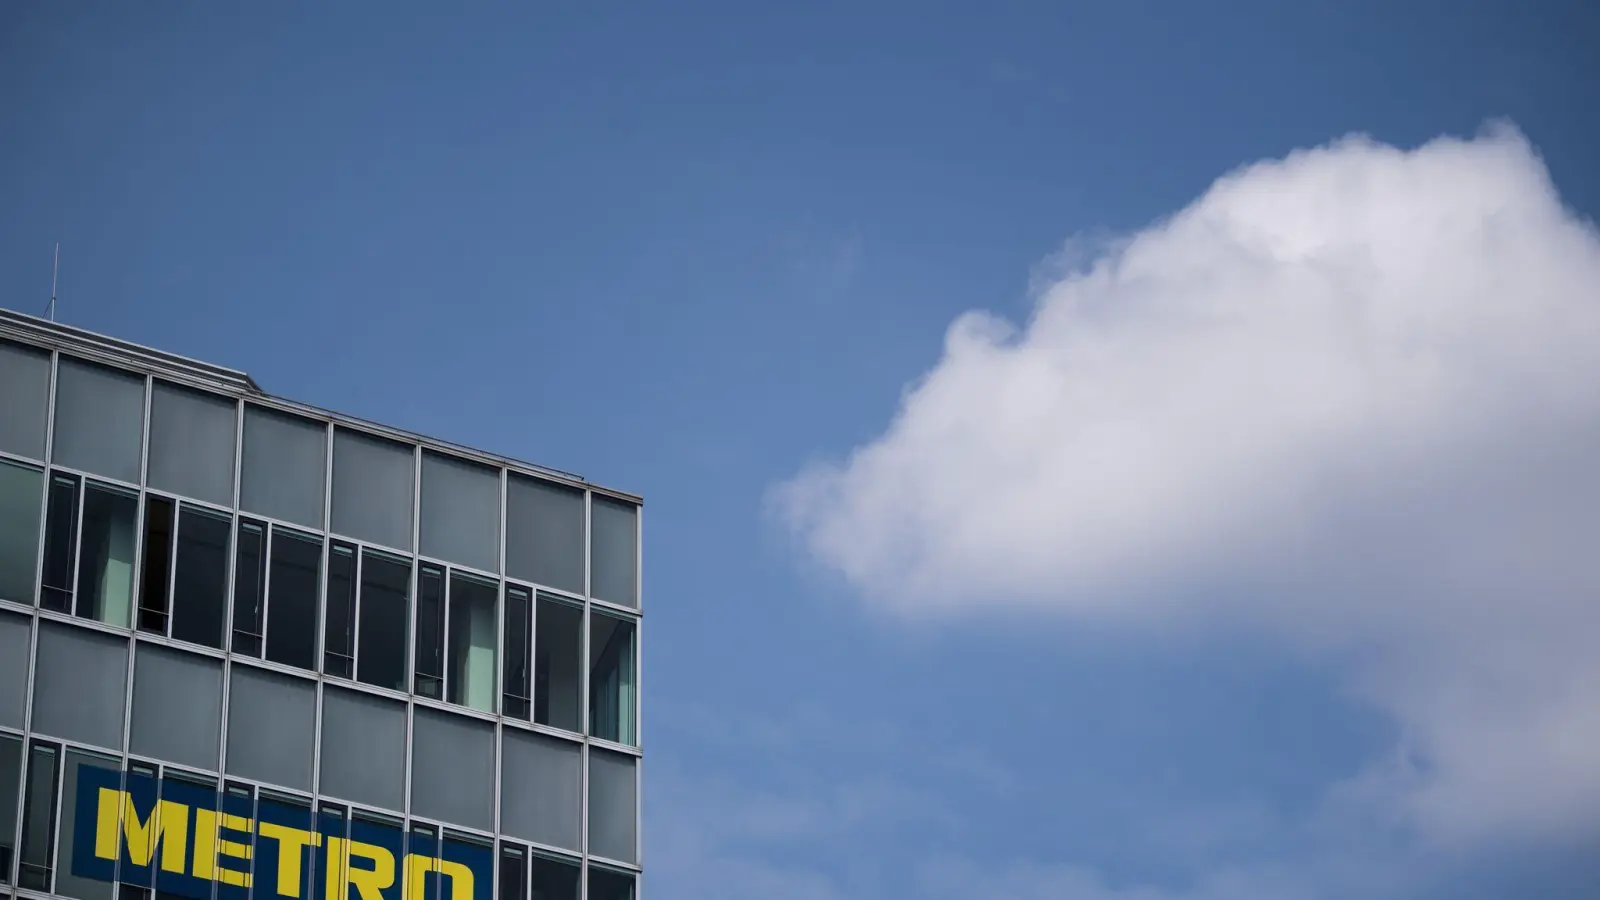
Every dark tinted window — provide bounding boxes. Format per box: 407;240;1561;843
266;530;321;671
414;565;445;699
528;855;579;900
585;869;634;900
231;520;266;656
171;506;230;648
324;543;357;678
0;461;43;605
503;586;531;720
137;497;174;633
356;550;410;691
39;474;79;613
534;597;582;732
498;846;525;900
17;742;59;890
0;734;21;882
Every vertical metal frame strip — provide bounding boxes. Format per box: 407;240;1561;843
491;465;507;900
141;374;157;632
29;349;60;610
403;442;421;821
634;504;644;870
217;398;245;776
311;421;335;797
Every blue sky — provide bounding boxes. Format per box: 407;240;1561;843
3;4;1598;898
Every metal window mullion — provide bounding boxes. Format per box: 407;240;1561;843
633;515;644;869
218;397;244;776
44;739;68;893
167;499;182;635
582;492;591;741
8;616;42;887
311;423;333;800
121;610;139;752
490;466;507;900
402;442;421;823
138;374;152;489
634;505;643;751
580;606;591;866
67;473;87;618
32;350;60;608
259;525;274;656
405;451;421;698
442;572;453;709
126;482;147;633
350;543;364;679
580;748;590;899
496;467;507;708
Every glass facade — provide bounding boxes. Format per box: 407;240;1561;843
0;309;641;900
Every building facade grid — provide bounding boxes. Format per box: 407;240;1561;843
0;309;641;900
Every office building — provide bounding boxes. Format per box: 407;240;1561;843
0;308;642;900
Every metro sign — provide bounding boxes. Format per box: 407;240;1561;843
69;764;492;900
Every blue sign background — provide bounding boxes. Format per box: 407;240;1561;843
69;764;492;900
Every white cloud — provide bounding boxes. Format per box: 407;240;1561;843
776;124;1600;843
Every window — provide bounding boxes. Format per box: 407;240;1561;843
75;482;138;627
146;382;236;508
527;854;579;900
324;542;357;678
231;520;266;656
447;573;498;713
129;645;223;772
410;708;494;831
589;497;637;608
17;742;58;890
407;826;438;900
589;613;637;746
347;812;403;900
534;596;582;733
31;622;128;751
316;803;348;896
240;406;326;529
0;614;27;728
226;666;314;792
0;340;50;461
357;550;410;691
56;749;118;900
39;473;79;613
116;762;157;900
136;496;173;632
420;451;500;574
51;358;145;485
499;731;580;851
318;688;405;811
0;460;43;605
218;783;254;900
171;505;230;648
442;835;490;900
331;429;414;552
505;476;583;595
587;750;637;864
157;773;215;898
414;565;445;699
585;868;635;900
503;586;531;719
499;845;525;900
0;734;21;883
254;795;313;900
266;529;322;672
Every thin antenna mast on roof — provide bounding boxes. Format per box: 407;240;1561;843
47;242;59;321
